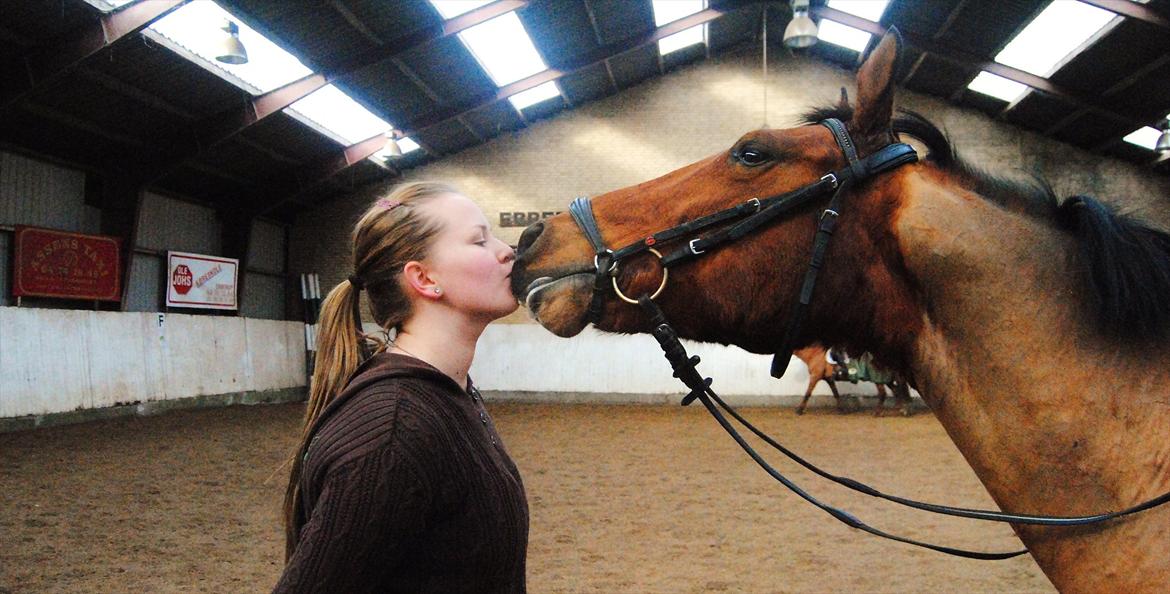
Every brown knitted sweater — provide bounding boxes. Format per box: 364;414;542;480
273;353;528;593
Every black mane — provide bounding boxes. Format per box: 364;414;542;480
800;104;1170;341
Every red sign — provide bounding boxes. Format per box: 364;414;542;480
13;226;122;301
172;264;193;295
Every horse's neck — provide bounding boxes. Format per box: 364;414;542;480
893;170;1169;588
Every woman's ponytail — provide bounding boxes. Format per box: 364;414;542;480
281;181;455;560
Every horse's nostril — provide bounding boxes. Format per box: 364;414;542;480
517;221;544;255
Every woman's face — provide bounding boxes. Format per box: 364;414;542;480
419;193;518;322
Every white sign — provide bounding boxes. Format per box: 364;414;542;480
166;251;238;310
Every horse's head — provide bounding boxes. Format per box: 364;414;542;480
512;31;923;361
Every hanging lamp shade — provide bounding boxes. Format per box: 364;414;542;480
383;130;404;158
216;20;248;65
784;0;818;49
1156;119;1170;153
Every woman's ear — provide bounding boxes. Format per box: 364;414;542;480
402;261;442;300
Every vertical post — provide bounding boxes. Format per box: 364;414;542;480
300;272;322;380
220;207;252;317
102;180;144;313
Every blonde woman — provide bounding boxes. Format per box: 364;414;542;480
274;182;527;593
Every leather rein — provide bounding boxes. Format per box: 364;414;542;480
564;118;1170;560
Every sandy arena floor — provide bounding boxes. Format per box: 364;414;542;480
0;401;1053;593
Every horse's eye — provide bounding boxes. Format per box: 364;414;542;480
735;148;770;167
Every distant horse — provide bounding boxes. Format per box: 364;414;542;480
792;345;912;416
512;31;1170;592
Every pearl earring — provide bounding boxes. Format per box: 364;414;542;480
433;287;441;294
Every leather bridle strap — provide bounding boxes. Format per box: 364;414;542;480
772;118;859;378
639;296;1026;560
639;296;1170;558
567;119;916;327
569;196;614;324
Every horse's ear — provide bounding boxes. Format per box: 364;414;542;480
836;87;850;111
852;28;904;148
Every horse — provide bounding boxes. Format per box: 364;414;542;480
792;344;912;416
511;30;1170;593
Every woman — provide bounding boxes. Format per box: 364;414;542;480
274;182;528;593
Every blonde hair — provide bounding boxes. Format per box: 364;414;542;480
283;181;456;559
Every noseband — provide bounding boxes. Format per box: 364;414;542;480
564;119;1170;559
568;118;917;377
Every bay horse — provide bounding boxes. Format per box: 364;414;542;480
511;30;1170;593
793;344;912;416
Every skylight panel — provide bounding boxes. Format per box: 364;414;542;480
994;1;1115;78
1123;115;1169;151
653;0;705;25
966;71;1029;102
457;12;547;86
430;0;494;20
287;85;391;145
826;0;890;22
659;27;706;55
817;0;890;52
82;0;136;12
652;0;707;56
431;3;563;111
145;1;311;94
509;81;561;110
817;20;873;52
396;137;421;154
1122;127;1162;150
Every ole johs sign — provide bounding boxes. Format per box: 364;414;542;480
13;226;122;301
166;252;238;310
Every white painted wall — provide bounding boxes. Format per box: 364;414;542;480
468;324;893;406
0;307;305;418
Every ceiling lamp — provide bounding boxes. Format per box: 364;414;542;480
383;130;404;158
215;20;248;65
784;0;818;49
1156;118;1170;153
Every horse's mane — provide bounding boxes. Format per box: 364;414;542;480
801;104;1170;341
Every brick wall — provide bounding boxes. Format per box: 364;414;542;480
290;45;1170;326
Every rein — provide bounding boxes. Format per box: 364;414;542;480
564;118;1170;559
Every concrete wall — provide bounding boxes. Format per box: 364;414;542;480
0;307;305;421
294;47;1170;401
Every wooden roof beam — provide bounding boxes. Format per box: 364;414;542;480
141;1;527;185
1079;0;1170;31
0;0;188;111
254;133;389;216
396;5;737;138
813;6;1162;131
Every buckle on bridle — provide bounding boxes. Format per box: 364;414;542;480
820;209;839;221
821;173;838;188
688;238;705;255
594;250;617;274
746;197;761;211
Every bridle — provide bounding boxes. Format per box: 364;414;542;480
570;118;917;378
565;118;1170;560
